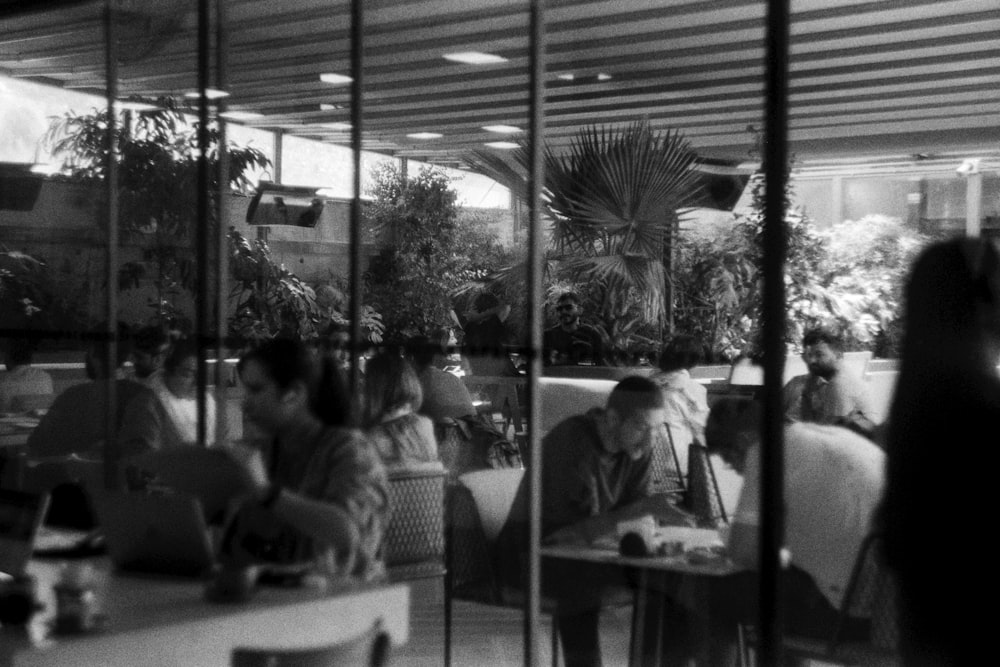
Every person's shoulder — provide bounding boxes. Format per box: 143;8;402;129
782;373;809;390
788;421;884;459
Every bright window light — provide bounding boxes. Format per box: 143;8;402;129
484;141;519;149
319;73;353;85
183;88;229;100
443;51;507;65
482;125;522;134
407;132;443;140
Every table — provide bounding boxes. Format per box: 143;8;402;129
0;415;38;449
3;558;410;667
542;542;745;666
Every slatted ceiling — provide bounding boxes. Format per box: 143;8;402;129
1;0;997;167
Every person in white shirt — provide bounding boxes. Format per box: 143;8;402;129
650;334;709;475
692;397;884;664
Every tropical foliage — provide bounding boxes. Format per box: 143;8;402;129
466;121;703;361
363;163;511;343
227;229;384;346
673;172;928;361
44;97;270;326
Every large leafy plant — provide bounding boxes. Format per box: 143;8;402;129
466;121;703;362
44;97;270;325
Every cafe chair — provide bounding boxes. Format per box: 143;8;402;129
685;444;728;528
384;464;447;583
650;425;685;498
231;618;391;667
737;532;899;667
445;468;635;667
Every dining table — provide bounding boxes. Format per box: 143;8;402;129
1;557;410;667
542;525;746;667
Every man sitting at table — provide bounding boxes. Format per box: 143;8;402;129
543;291;608;366
697;397;885;663
496;375;694;667
781;325;878;439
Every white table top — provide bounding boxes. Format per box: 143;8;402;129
3;558;409;667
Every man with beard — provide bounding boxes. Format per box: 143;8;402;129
782;326;877;438
543;291;608;366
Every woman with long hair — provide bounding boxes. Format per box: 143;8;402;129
882;237;1000;665
226;338;389;582
361;350;439;467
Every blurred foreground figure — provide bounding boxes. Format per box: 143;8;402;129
881;237;1000;666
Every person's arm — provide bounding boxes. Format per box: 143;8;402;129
117;389;166;457
544;495;697;545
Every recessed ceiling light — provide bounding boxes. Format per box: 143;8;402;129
556;73;575;81
482;125;522;134
220;110;264;121
443;51;507;65
320;122;352;131
407;132;442;140
484;141;519;149
596;73;613;81
183;88;229;100
319;73;353;85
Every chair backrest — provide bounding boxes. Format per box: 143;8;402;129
457;468;524;543
384;465;446;572
9;393;55;413
649;424;685;497
231;618;391;667
686;444;728;527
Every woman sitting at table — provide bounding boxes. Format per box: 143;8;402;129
223;339;389;582
361;350;439;468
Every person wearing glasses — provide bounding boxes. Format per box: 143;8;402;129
543;291;608;366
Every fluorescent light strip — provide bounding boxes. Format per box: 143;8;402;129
183;88;229;100
443;51;507;65
407;132;442;140
319;73;353;85
484;141;519;149
482;125;522;134
320;122;352;131
220;111;264;121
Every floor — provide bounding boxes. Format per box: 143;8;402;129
395;578;635;667
395;579;846;667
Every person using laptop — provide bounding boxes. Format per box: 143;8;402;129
221;339;390;583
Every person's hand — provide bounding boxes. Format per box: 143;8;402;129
223;441;271;501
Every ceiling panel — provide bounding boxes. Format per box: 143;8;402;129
1;0;997;167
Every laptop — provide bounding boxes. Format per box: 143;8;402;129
0;489;50;577
90;490;216;577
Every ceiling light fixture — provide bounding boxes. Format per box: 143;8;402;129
407;132;442;140
596;73;613;81
482;125;522;134
443;51;507;65
319;103;345;111
556;73;575;81
183;88;229;100
220;110;264;121
484;141;519;149
319;73;353;85
115;99;159;112
320;122;352;131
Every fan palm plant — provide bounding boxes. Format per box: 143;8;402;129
467;120;703;360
